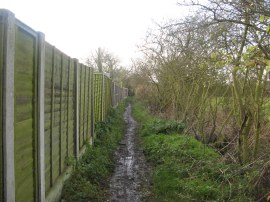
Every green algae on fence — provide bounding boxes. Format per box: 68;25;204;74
44;42;53;194
52;47;61;185
66;58;75;160
104;76;112;118
78;64;94;150
94;73;103;122
14;25;38;202
79;64;84;148
44;43;83;196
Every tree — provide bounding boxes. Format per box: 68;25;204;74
178;0;270;162
133;0;270;164
86;47;120;79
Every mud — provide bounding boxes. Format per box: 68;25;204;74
108;104;151;202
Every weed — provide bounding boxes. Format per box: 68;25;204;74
148;119;185;135
61;101;126;201
64;156;76;167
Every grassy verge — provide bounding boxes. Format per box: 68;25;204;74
61;101;127;201
132;100;255;201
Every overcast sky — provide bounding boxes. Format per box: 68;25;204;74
2;0;189;67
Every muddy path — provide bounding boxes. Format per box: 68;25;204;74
108;104;151;202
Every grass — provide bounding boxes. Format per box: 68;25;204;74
61;101;127;201
132;99;255;201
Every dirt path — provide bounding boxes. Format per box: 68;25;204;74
108;104;151;202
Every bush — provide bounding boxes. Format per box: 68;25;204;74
148;119;185;135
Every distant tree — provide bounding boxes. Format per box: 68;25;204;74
96;47;104;72
86;47;133;89
86;47;121;78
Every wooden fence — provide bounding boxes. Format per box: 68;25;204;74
0;9;128;202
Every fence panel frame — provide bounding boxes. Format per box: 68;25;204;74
0;9;16;202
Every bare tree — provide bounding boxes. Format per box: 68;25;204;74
133;0;270;164
86;47;120;79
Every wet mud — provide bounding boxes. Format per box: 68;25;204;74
108;104;151;202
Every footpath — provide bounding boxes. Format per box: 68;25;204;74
108;104;151;202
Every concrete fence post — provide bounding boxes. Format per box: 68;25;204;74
0;9;16;202
37;32;45;202
74;59;80;159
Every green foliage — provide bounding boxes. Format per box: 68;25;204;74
65;156;76;167
148;119;185;135
267;25;270;34
61;102;126;201
133;101;255;201
132;99;185;135
143;134;253;201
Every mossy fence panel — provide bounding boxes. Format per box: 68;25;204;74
44;43;80;197
94;73;103;122
104;76;112;117
114;84;122;106
67;58;75;159
78;64;94;149
14;21;39;202
44;42;53;194
0;9;128;202
87;68;94;143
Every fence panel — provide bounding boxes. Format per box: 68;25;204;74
83;66;88;145
51;48;61;184
14;23;38;202
60;54;69;172
104;77;112;117
108;79;112;113
85;67;90;141
87;68;93;142
94;73;103;122
103;76;109;117
67;58;75;158
0;9;129;202
44;45;78;196
79;64;84;148
44;43;53;194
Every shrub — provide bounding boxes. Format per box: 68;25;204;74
148;119;185;135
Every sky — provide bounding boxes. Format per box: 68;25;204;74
1;0;189;67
